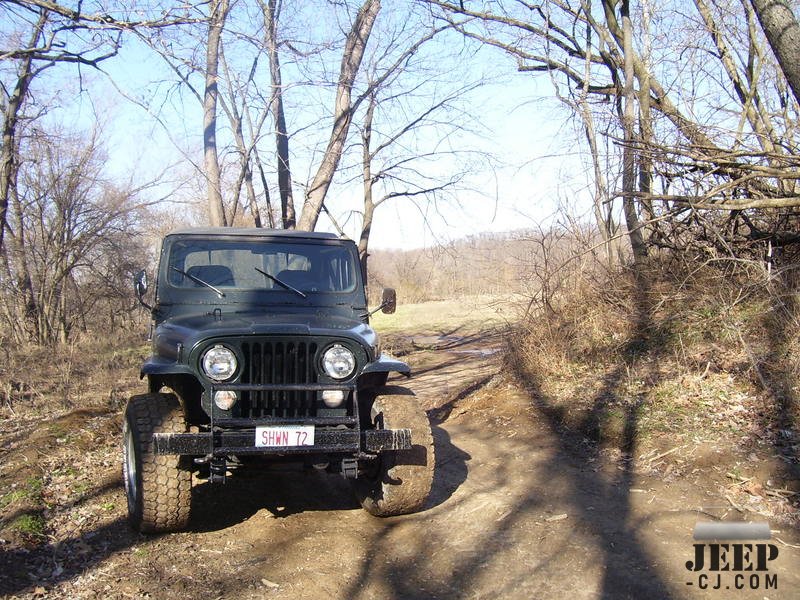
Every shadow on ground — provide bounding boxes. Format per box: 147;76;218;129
755;270;800;502
0;416;473;597
340;270;679;600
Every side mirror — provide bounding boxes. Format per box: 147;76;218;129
380;287;396;314
134;269;152;310
134;269;148;296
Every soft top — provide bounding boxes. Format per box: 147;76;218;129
166;227;346;241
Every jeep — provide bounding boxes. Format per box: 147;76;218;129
123;227;433;532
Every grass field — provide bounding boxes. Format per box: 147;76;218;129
370;294;519;335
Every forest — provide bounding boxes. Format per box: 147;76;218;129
1;1;800;598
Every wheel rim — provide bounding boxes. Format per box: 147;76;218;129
122;420;139;515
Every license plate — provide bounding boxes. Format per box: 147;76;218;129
255;426;315;447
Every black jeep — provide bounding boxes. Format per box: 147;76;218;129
123;228;433;532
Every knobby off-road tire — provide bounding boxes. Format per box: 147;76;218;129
123;393;191;533
354;386;434;517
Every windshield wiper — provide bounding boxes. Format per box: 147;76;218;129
171;267;225;298
254;267;307;299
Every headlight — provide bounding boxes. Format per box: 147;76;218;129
322;344;356;379
202;345;238;381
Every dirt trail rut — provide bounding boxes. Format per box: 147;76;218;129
3;327;799;599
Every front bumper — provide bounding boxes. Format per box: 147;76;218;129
152;427;411;456
156;380;414;457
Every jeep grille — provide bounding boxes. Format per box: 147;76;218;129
240;340;319;418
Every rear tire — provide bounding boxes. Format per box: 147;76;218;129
123;393;192;532
353;386;434;516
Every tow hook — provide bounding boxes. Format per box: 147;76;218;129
340;458;359;479
209;457;227;483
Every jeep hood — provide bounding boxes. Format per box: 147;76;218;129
152;310;378;362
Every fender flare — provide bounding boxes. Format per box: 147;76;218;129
360;354;411;377
140;356;196;379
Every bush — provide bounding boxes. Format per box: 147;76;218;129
510;256;800;450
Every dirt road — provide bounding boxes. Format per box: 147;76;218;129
2;325;799;599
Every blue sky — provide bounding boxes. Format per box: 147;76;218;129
23;2;595;250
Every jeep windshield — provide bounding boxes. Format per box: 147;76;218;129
165;238;359;297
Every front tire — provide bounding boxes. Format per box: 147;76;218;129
123;393;192;532
353;386;434;516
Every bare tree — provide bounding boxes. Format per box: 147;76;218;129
427;0;800;259
296;0;381;231
203;0;229;226
260;0;296;229
618;0;646;263
130;0;383;231
356;81;479;276
750;0;800;107
348;15;470;275
0;128;149;344
0;9;46;252
218;41;271;228
0;1;200;247
426;0;654;255
131;0;271;227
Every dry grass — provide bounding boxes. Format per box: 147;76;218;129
371;294;518;336
510;259;800;462
0;333;149;420
0;330;147;548
507;257;800;523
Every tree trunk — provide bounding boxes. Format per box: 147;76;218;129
358;95;377;280
244;106;277;228
252;144;276;228
218;45;262;228
227;96;262;227
750;0;800;107
263;0;295;229
203;0;229;227
296;0;381;232
7;188;37;341
637;0;654;224
0;12;47;251
620;0;647;263
581;111;615;267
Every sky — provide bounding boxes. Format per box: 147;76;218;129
313;76;587;249
24;2;597;251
